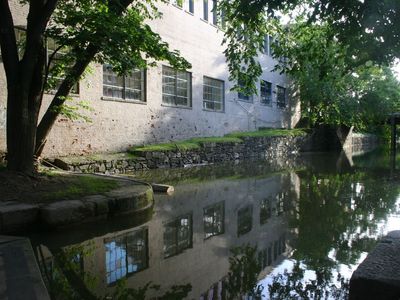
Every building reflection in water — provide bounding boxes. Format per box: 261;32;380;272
163;214;193;258
104;227;148;284
33;171;299;299
237;205;253;236
204;201;225;239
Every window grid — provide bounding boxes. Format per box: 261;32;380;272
238;80;253;102
103;64;145;102
203;76;224;112
260;80;272;106
164;214;193;258
104;228;148;285
46;38;79;94
204;202;225;239
162;66;192;108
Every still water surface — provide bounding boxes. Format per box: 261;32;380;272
29;150;400;299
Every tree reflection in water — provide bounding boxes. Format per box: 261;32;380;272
36;157;400;300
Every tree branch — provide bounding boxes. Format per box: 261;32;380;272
0;0;19;86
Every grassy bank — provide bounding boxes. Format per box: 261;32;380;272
129;128;306;153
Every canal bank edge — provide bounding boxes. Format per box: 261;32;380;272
0;178;154;233
349;231;400;300
51;131;379;174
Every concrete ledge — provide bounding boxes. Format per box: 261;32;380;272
0;183;153;233
349;231;400;300
0;236;50;299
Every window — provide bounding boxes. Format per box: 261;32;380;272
260;198;272;225
203;0;209;20
103;64;145;102
46;38;79;94
260;80;272;105
162;66;192;107
164;214;193;258
263;35;270;55
104;228;148;285
237;205;253;236
212;0;218;25
237;80;253;102
204;202;225;239
203;76;224;112
277;86;286;108
188;0;194;13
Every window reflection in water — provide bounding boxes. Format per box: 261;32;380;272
104;227;148;285
164;214;193;258
258;235;286;269
204;201;225;239
260;198;272;225
237;205;253;236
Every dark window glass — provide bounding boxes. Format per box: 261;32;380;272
189;0;194;13
212;0;218;25
277;85;286;108
204;201;225;239
260;198;272;225
203;0;209;20
237;205;253;236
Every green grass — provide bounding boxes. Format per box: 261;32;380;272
44;175;119;200
128;129;307;154
226;128;307;138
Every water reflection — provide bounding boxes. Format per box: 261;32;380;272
29;150;400;299
104;228;148;284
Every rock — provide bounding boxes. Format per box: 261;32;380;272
106;185;153;214
0;202;39;233
349;230;400;300
40;200;94;226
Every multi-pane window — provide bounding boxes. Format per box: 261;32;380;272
45;38;79;94
212;0;218;25
204;202;225;239
162;66;192;107
203;0;209;20
277;86;286;108
237;80;253;102
188;0;194;13
103;64;145;102
104;228;148;285
260;80;272;105
203;76;224;112
260;198;272;225
237;205;253;236
164;214;193;258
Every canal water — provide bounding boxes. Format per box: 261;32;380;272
28;149;400;299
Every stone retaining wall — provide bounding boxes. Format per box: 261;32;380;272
58;131;379;174
62;135;307;174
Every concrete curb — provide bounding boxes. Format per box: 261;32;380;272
0;183;154;233
349;230;400;300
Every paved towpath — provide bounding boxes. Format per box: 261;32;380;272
0;235;50;300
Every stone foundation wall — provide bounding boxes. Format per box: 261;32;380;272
351;133;379;154
58;131;379;174
62;135;307;174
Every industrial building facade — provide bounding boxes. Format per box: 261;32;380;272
0;0;300;158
